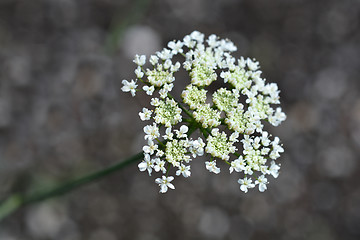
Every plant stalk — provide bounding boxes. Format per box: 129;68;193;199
0;151;144;221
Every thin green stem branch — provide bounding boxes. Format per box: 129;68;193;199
0;151;144;221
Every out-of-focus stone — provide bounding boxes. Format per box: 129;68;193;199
89;228;117;240
198;207;230;239
0;233;17;240
72;60;107;99
318;145;356;178
315;68;347;101
345;188;360;235
47;0;77;29
228;215;253;240
26;203;69;239
5;53;31;87
311;181;338;211
122;25;161;59
289;101;319;132
272;160;305;203
0;98;11;128
240;195;275;229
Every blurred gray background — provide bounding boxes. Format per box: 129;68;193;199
0;0;360;239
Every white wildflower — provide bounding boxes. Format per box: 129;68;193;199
176;164;191;178
175;125;188;138
261;131;271;146
190;30;204;42
163;127;174;140
205;161;221;174
168;40;184;54
170;62;181;72
183;35;196;48
153;158;167;173
149;55;159;65
229;157;245;173
155;176;175;193
246;58;259;71
135;66;144;78
269;161;280;178
163;59;172;70
139;108;152;121
189;138;205;157
207;34;219;48
143;123;160;141
238;177;255;193
133;54;146;66
143;85;155;95
255;175;268;192
142;140;158;155
157;48;173;60
121;79;137;97
138;154;154;176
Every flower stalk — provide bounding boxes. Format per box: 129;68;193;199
0;151;144;221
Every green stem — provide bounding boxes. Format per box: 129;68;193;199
0;194;22;221
155;138;166;148
200;127;209;138
224;160;231;166
0;151;144;221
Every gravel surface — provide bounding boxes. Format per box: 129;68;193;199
0;0;359;239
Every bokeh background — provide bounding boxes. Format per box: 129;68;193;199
1;0;360;239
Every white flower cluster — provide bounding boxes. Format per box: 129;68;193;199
122;31;286;193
